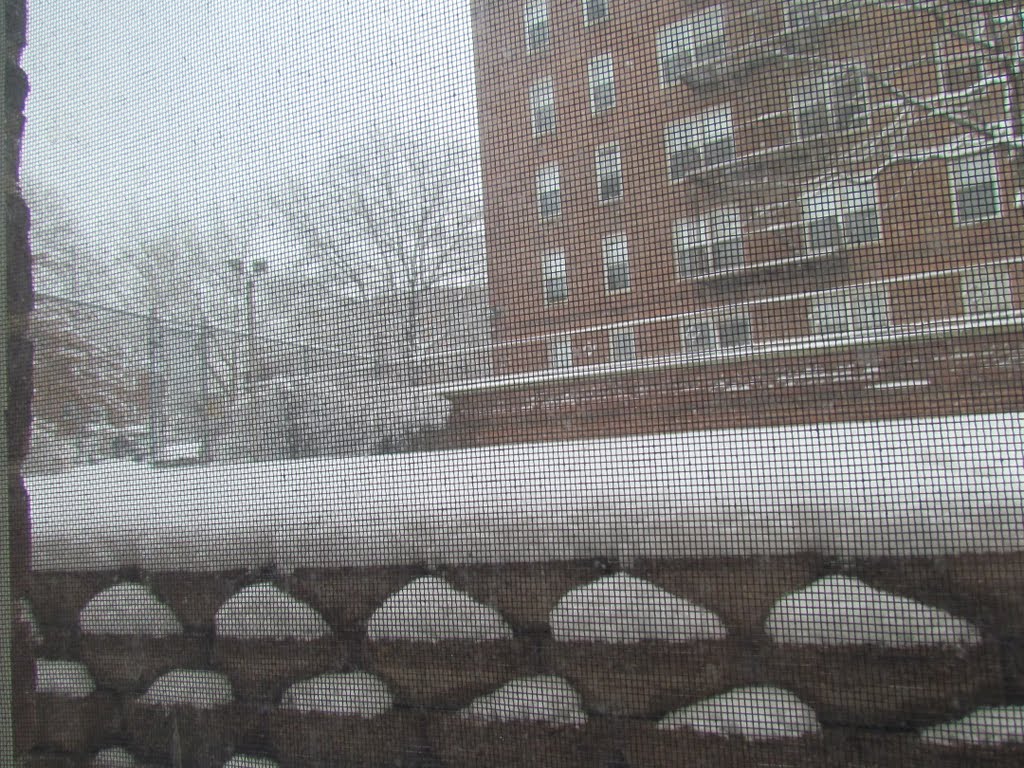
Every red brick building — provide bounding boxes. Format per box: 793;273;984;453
443;0;1024;446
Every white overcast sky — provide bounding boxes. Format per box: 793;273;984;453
22;0;480;262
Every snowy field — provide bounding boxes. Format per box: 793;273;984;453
28;413;1024;572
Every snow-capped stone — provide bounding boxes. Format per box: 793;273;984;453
550;573;727;642
461;675;586;726
765;576;982;647
214;583;330;640
921;706;1024;746
658;685;820;740
367;576;513;641
139;669;233;708
280;672;393;717
35;659;95;698
79;583;183;637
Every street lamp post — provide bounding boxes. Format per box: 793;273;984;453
228;258;267;393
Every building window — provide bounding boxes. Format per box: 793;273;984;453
674;208;744;277
603;234;630;292
525;0;550;54
657;5;726;87
810;284;889;336
530;79;556;137
950;152;1001;224
541;250;568;303
784;0;860;31
583;0;609;26
791;65;868;139
961;263;1014;315
588;54;615;114
595;144;623;202
665;107;734;180
609;327;637;363
549;336;573;369
537;165;561;220
801;179;881;254
680;310;752;355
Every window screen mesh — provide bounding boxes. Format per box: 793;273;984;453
15;1;1024;766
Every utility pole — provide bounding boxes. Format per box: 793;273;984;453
228;258;267;394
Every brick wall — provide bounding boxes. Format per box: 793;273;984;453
21;551;1024;767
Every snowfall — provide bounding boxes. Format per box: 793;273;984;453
28;414;1024;572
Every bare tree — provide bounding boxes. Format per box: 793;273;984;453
284;136;484;389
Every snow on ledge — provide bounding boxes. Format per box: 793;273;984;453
139;669;234;709
367;577;513;642
461;675;587;726
79;583;183;637
223;757;282;768
92;748;140;768
921;706;1024;747
28;414;1024;572
658;686;821;740
35;659;96;698
280;672;393;717
214;583;331;641
550;574;727;642
765;576;982;648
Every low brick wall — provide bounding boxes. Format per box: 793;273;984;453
21;552;1024;767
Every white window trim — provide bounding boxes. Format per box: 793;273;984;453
790;64;870;141
949;151;1002;226
801;179;882;255
530;78;556;137
541;250;568;304
608;326;637;363
783;0;861;33
674;208;744;279
537;165;561;221
657;6;726;88
595;143;623;203
960;263;1014;316
602;233;631;294
665;107;735;181
680;309;753;356
588;54;615;114
525;0;550;54
583;0;609;27
549;336;574;369
810;284;890;337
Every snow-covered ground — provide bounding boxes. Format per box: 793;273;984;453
921;706;1024;746
28;414;1024;572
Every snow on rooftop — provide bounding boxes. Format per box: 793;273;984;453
366;576;513;641
214;583;331;641
765;576;982;648
461;675;587;726
280;672;393;717
79;583;183;637
921;706;1024;746
223;755;282;768
658;685;821;740
28;414;1024;572
138;669;234;709
550;573;727;642
35;659;96;698
91;748;139;768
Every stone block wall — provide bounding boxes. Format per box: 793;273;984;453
20;552;1024;767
